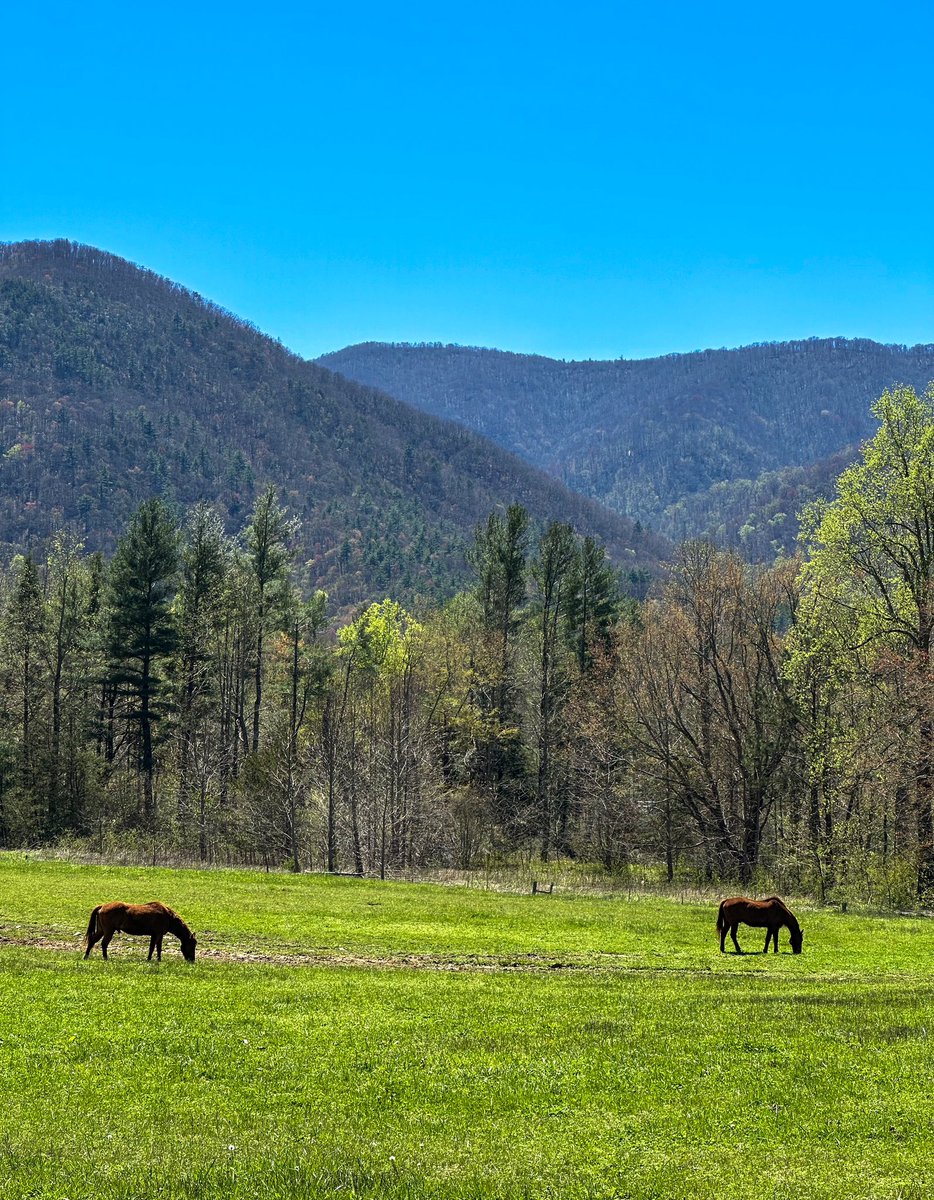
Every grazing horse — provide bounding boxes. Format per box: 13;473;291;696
716;896;803;955
84;901;197;962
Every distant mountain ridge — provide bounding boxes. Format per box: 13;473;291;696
319;338;934;553
0;241;664;605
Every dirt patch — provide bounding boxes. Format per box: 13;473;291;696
197;948;543;971
0;927;596;972
0;927;890;983
0;931;79;953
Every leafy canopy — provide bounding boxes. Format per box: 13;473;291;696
798;384;934;657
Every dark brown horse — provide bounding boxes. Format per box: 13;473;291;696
717;896;803;954
84;901;197;962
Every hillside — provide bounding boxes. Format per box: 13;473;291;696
319;339;934;551
0;241;664;604
662;447;859;559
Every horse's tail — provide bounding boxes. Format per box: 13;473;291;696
716;902;726;933
84;905;101;949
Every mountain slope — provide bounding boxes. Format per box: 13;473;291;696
319;339;934;548
663;447;860;559
0;241;663;604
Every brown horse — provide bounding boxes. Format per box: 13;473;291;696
84;901;197;962
716;896;803;954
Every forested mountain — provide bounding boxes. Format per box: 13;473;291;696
1;241;932;907
0;241;663;605
664;448;860;559
319;339;934;551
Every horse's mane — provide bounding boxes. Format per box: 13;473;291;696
163;908;194;941
764;896;799;929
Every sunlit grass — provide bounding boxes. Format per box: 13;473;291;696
0;856;931;1198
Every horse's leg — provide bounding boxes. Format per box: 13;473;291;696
84;931;102;959
148;936;157;961
730;924;742;953
101;931;114;960
720;924;727;953
772;928;780;953
156;934;163;962
764;930;771;954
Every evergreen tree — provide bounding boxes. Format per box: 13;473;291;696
176;502;229;848
244;486;297;753
6;553;46;837
465;504;530;831
530;522;576;859
564;536;621;672
469;504;530;653
107;499;180;825
43;531;87;836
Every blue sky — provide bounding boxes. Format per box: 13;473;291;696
3;0;932;361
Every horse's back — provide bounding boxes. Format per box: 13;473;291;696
718;896;771;926
97;900;130;920
718;895;791;926
97;900;172;935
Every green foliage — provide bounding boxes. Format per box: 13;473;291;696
245;486;296;608
107;499;180;669
563;534;621;670
338;599;422;677
106;499;180;823
792;385;934;898
468;503;530;641
799;385;934;653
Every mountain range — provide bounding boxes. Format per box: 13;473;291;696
0;240;662;607
320;338;934;556
4;238;931;601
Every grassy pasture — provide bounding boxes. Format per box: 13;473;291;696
0;858;931;1198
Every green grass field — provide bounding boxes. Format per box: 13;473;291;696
0;856;931;1199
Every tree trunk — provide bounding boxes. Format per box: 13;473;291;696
917;708;934;897
141;650;155;826
252;627;264;753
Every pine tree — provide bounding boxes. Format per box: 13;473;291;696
530;522;576;859
176;502;229;850
107;499;179;826
465;503;529;831
43;531;86;836
244;486;297;753
6;553;47;837
564;536;621;672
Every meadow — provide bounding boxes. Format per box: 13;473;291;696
0;856;931;1199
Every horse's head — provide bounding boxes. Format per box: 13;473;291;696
790;926;803;954
181;933;197;962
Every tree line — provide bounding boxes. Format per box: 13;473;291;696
0;386;932;906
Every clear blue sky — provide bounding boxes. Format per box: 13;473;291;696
3;0;932;361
